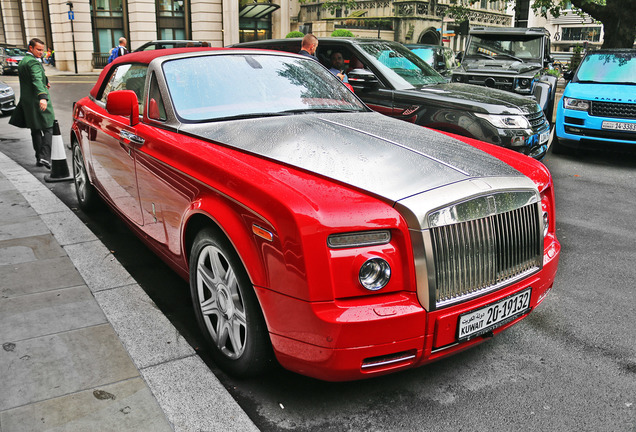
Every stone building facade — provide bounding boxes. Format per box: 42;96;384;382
298;0;512;52
0;0;295;72
1;0;519;73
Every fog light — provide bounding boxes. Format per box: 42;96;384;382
511;136;525;146
359;258;391;291
543;211;549;237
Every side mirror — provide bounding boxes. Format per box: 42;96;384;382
563;70;574;81
455;52;463;63
347;69;380;89
106;90;140;126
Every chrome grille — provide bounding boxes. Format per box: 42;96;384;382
430;202;542;308
590;101;636;119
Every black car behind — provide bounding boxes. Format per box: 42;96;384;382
233;38;551;159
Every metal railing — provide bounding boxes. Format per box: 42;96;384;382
92;52;109;69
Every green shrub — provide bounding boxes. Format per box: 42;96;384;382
331;29;354;37
544;68;560;78
286;31;305;38
569;45;583;71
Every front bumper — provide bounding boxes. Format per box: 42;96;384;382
556;104;636;149
256;240;560;381
0;95;16;113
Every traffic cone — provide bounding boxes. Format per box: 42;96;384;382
44;120;73;183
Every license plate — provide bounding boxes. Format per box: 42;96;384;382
602;121;636;131
539;132;549;144
457;288;532;341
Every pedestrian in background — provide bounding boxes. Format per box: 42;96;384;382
298;34;318;60
9;38;55;169
108;37;128;63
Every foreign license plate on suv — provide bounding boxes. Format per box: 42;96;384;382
602;121;636;132
457;288;532;342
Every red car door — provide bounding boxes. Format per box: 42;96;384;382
89;64;147;226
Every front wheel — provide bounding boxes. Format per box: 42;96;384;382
550;134;569;155
189;228;272;377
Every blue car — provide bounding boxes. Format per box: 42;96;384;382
554;49;636;153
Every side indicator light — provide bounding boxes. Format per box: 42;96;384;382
252;224;274;242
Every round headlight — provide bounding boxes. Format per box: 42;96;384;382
520;78;530;87
359;258;391;291
543;211;549;237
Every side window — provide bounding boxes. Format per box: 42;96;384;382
100;64;148;115
147;72;167;121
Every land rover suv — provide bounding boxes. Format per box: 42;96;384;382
452;27;558;121
233;38;551;159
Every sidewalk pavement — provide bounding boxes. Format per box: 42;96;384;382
42;64;101;77
0;150;259;432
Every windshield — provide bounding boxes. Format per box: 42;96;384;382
358;42;446;87
409;47;435;66
163;54;367;122
7;48;26;56
466;35;543;61
574;51;636;84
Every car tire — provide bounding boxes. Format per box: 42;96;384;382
72;140;99;210
550;134;568;155
189;227;272;377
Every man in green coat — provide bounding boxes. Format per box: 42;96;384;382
9;38;55;168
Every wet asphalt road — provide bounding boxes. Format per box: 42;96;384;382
1;75;634;431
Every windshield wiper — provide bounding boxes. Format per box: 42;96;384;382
474;52;495;60
496;53;524;62
208;112;289;122
209;108;361;122
279;108;363;115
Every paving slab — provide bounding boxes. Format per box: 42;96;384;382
0;216;49;242
0;324;140;411
0;285;107;342
0;256;85;298
0;377;172;432
0;189;37;220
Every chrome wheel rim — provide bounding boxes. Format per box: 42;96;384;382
73;146;88;203
196;244;247;359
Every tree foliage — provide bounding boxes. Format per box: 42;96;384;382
443;0;635;48
530;0;635;48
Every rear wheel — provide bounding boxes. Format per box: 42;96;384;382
72;141;99;210
189;228;272;377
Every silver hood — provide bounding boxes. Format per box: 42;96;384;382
180;112;527;205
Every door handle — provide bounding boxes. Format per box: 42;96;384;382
120;130;145;145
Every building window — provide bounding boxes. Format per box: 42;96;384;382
239;19;272;43
562;27;601;42
94;0;123;16
158;0;185;17
91;0;127;55
156;0;188;40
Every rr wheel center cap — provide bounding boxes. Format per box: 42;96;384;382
217;286;233;318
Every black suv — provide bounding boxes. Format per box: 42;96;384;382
233;38;551;159
452;27;558;121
